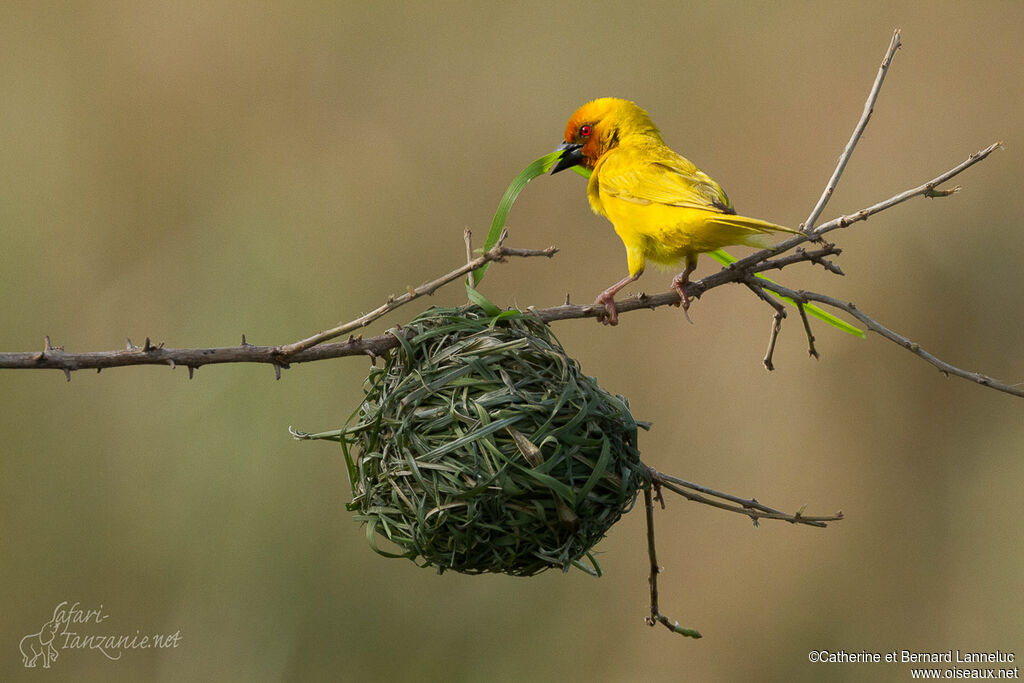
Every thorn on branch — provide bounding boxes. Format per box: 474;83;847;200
839;210;869;228
63;368;71;382
924;185;961;198
188;366;195;380
824;261;845;276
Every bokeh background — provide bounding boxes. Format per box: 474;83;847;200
2;3;1021;681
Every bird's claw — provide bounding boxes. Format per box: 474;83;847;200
671;278;694;324
595;295;619;326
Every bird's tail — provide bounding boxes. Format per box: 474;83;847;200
706;214;800;249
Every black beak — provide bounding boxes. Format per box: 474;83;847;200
550;141;583;174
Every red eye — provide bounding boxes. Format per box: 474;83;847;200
579;124;592;138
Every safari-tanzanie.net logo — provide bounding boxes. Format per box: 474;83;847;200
19;601;182;668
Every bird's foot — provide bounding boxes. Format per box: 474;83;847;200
594;293;619;326
671;276;694;324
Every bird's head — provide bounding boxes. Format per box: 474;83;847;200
550;98;660;174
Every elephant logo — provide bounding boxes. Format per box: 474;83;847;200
19;614;62;668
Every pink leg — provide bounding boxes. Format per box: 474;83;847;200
595;273;640;326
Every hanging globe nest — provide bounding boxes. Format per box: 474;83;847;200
305;305;649;576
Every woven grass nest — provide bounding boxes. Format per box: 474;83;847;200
322;305;649;576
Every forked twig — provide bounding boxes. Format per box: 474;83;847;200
644;485;702;638
641;468;843;638
743;280;788;370
274;230;556;358
802;29;902;232
649;468;844;528
770;286;1024;398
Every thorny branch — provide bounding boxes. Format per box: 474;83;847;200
0;136;1010;395
0;32;1015;402
0;239;556;380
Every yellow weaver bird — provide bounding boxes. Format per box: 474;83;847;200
551;97;799;325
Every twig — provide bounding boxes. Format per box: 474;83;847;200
464;228;476;289
753;244;844;276
643;485;702;638
649;468;844;528
273;232;557;358
802;29;902;232
811;142;1001;239
762;310;784;372
796;303;819;360
743;281;787;371
727;141;1002;276
641;465;842;638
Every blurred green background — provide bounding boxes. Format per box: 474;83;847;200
2;2;1021;681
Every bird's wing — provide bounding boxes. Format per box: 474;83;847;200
597;146;735;214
